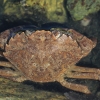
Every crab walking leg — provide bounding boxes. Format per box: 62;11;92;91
0;61;14;68
0;69;27;82
57;78;91;94
0;69;19;77
66;72;100;80
65;65;100;80
70;65;100;74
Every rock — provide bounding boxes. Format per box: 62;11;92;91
66;0;100;20
0;77;67;100
64;91;99;100
0;0;67;25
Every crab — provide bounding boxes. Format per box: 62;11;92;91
0;25;100;94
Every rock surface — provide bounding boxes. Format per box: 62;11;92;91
0;0;100;26
67;0;100;20
0;77;67;100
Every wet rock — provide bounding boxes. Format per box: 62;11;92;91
0;77;67;100
66;0;100;20
0;0;100;25
64;91;99;100
0;0;67;25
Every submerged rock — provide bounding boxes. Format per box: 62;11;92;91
0;77;67;100
67;0;100;20
0;0;100;25
0;0;67;25
64;91;99;100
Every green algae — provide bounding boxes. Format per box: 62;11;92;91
1;0;67;24
67;0;100;20
0;0;100;23
26;0;67;23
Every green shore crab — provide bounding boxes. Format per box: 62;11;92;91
0;24;99;94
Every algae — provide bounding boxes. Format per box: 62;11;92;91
67;0;100;20
1;0;67;24
0;0;100;23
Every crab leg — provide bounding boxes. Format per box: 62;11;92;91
66;72;100;80
0;69;27;82
57;78;91;94
65;65;100;80
0;69;18;77
70;65;100;73
0;61;14;68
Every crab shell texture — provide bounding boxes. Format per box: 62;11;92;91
3;30;96;82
